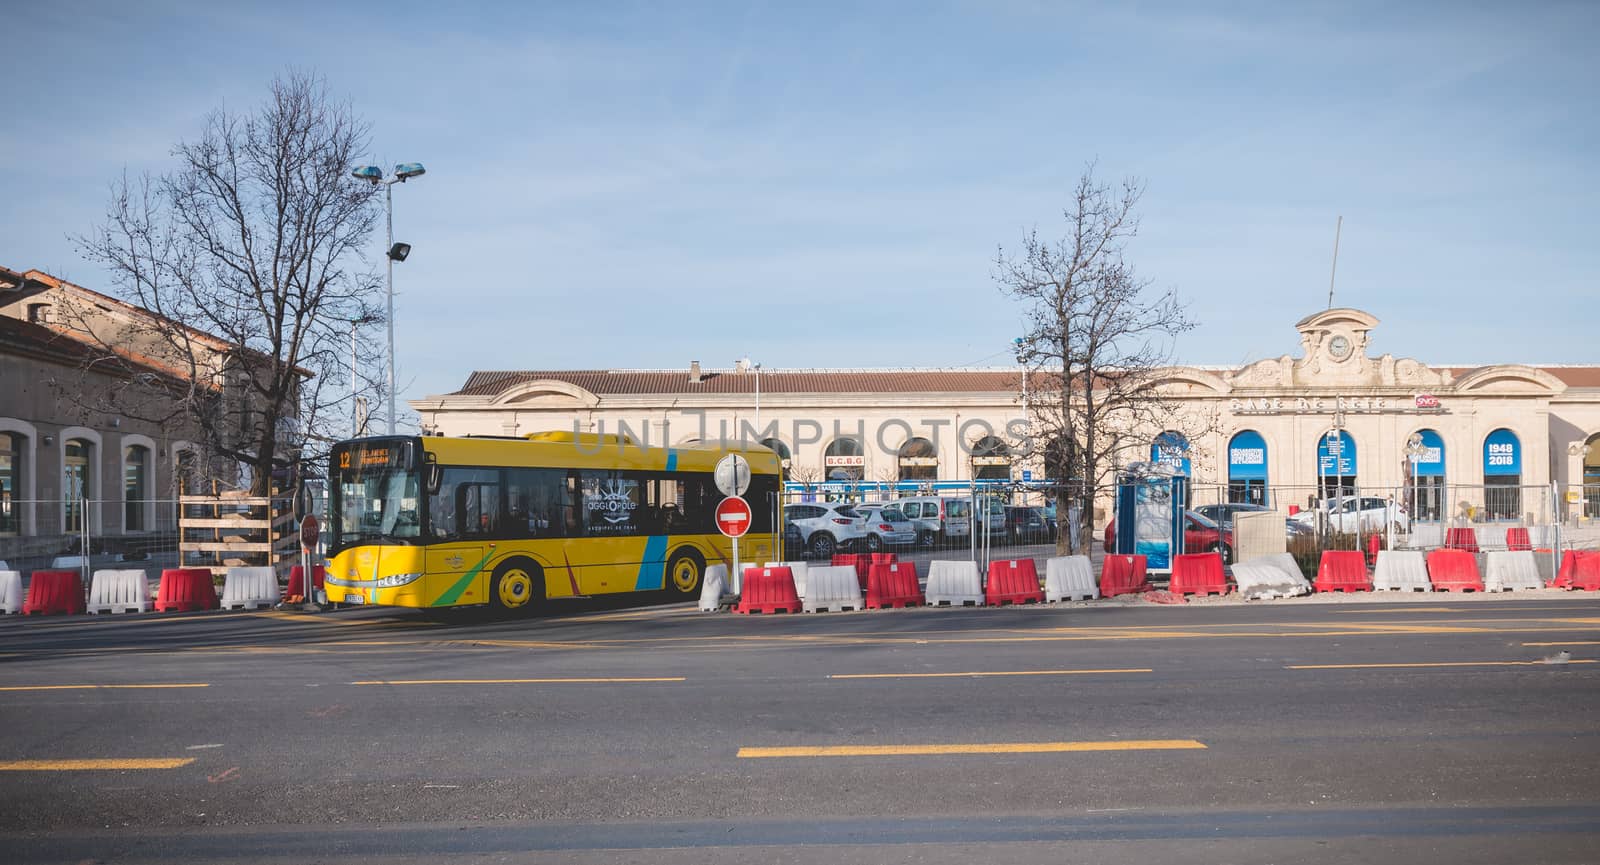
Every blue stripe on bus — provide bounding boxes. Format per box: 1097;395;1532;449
665;449;677;472
635;535;669;591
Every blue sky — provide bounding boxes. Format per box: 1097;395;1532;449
3;1;1595;404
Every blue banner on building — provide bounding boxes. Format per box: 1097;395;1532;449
1483;428;1521;477
1151;431;1191;476
1227;430;1268;481
1317;430;1357;477
1411;429;1445;477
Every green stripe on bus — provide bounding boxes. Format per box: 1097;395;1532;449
433;550;498;606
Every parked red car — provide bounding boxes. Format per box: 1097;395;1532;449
1102;510;1234;564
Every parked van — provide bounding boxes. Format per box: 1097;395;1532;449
894;497;972;545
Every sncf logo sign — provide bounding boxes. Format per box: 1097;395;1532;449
1414;394;1440;409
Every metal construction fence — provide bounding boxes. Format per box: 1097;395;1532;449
0;496;298;584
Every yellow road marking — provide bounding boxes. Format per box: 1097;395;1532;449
350;677;686;685
829;668;1152;680
1334;607;1461;614
1288;660;1596;670
0;758;195;771
0;683;209;692
738;740;1207;758
1524;641;1600;646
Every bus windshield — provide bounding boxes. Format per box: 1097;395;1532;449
330;439;424;551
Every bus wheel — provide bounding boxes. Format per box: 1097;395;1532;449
665;548;705;599
491;559;544;616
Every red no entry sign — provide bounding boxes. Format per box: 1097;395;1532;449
715;496;752;538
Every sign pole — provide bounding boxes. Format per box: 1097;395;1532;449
732;535;741;595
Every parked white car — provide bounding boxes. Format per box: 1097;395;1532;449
1292;496;1410;533
784;501;868;558
857;504;918;552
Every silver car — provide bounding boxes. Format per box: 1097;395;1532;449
857;504;918;552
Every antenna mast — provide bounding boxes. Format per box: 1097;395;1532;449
1327;215;1342;309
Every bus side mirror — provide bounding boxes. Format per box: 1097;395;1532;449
425;463;442;495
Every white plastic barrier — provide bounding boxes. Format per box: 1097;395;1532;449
221;566;280;610
1232;555;1311;600
925;560;985;606
1372;550;1431;591
0;571;21;614
50;555;91;570
765;561;810;598
1045;556;1099;602
87;569;151;614
1484;550;1542;592
803;565;864;613
698;564;728;612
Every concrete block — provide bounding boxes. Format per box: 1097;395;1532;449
1474;525;1509;551
87;569;151;614
698;564;728;612
50;555;90;570
925;560;984;606
1484;550;1542;592
1045;556;1099;602
1408;524;1443;549
765;561;809;598
803;565;864;613
1233;555;1310;600
0;570;21;614
220;566;280;610
1373;550;1431;591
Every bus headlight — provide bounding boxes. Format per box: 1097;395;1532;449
374;572;424;588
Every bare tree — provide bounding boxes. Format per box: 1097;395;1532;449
996;165;1199;553
75;71;384;495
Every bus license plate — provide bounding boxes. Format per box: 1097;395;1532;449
345;594;365;604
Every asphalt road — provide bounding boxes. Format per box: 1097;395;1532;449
1;590;1597;864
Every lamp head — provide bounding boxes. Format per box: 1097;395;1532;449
352;165;384;183
393;162;426;180
387;242;412;262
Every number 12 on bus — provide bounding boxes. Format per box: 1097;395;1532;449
326;433;781;614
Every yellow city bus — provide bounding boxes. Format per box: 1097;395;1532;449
325;432;781;613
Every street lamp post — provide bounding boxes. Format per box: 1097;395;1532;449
352;162;425;436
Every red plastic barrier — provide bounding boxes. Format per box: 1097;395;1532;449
1570;552;1600;592
1365;533;1384;567
870;552;898;565
22;570;86;616
831;554;871;589
1444;527;1479;553
866;562;924;609
1505;528;1532;552
155;568;219;612
1315;550;1372;593
1100;555;1150;598
286;564;326;600
1170;553;1229;596
1426;549;1484;592
1554;551;1578;588
986;559;1045;606
734;566;801;614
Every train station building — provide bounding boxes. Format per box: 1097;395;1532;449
411;308;1600;523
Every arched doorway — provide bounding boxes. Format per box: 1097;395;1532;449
1482;428;1521;520
1406;429;1445;521
0;432;20;536
1585;433;1600;519
1317;429;1357;498
1226;430;1267;504
823;437;863;481
897;437;937;481
124;444;150;531
971;435;1010;480
64;438;93;533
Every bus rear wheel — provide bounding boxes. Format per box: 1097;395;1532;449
665;548;705;600
490;559;544;616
